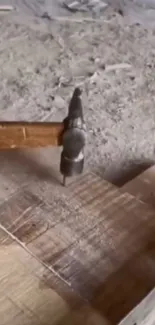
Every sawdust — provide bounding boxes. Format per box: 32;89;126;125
0;7;155;181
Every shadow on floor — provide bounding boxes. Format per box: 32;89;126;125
0;149;154;188
0;148;61;185
100;159;154;187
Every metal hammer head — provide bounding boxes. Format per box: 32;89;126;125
60;87;86;186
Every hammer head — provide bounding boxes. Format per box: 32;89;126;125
60;88;86;185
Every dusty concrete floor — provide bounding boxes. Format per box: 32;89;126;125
5;0;155;26
1;2;155;183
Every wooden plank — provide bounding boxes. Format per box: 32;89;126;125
1;172;155;323
0;225;109;325
0;122;63;149
0;227;68;325
121;165;155;207
117;166;155;325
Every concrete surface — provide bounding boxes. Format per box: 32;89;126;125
0;1;155;184
2;0;155;26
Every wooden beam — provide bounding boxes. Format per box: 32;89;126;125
0;122;64;149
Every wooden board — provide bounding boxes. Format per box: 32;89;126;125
0;169;155;324
0;122;63;148
118;165;155;325
0;225;108;325
121;165;155;207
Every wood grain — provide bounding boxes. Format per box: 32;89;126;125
0;122;64;148
0;225;109;325
0;227;69;325
119;165;155;325
1;172;155;323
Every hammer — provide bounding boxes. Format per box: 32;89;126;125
0;88;86;185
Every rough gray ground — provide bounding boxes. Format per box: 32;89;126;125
1;1;155;182
5;0;155;26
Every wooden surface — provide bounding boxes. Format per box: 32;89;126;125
0;153;155;325
0;122;64;148
119;165;155;325
0;226;107;325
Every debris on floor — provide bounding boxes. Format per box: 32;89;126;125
0;5;14;11
60;0;108;16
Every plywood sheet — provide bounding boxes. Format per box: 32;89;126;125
0;172;155;323
0;227;69;325
118;166;155;325
0;225;108;325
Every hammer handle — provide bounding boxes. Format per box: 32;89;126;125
0;122;64;149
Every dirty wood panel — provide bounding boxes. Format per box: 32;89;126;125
1;172;155;323
0;225;109;325
121;165;155;208
119;165;155;325
0;226;69;325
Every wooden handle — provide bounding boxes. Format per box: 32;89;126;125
0;122;64;149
